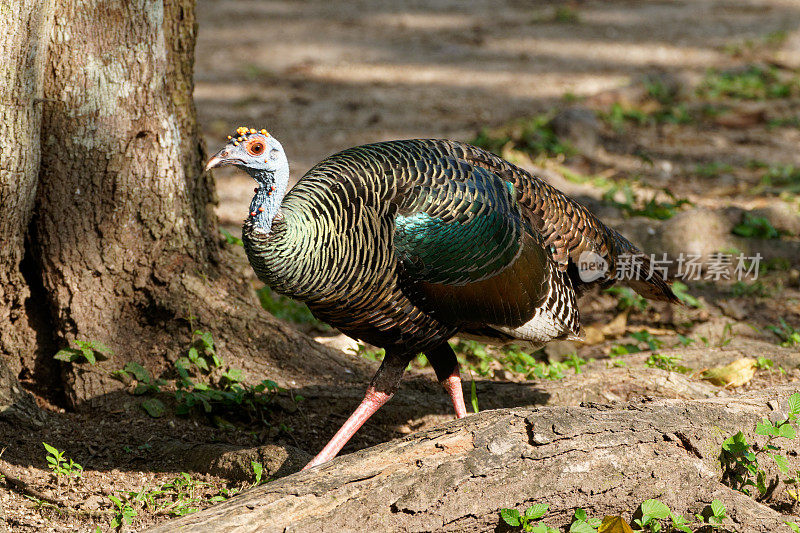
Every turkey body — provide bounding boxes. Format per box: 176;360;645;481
243;139;674;358
230;136;677;468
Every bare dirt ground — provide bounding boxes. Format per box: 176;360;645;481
2;1;800;531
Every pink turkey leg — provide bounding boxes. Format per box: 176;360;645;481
303;387;392;470
442;368;467;418
303;355;407;470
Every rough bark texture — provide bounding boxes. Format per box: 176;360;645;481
0;0;55;401
1;0;362;410
147;385;800;533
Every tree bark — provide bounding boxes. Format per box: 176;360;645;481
146;385;800;533
0;0;56;403
1;0;362;409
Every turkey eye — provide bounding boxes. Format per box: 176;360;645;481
247;141;265;156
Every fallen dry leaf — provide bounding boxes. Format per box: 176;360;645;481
581;312;629;345
701;357;757;387
599;515;634;533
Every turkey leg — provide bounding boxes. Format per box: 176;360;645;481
427;342;467;419
303;353;408;469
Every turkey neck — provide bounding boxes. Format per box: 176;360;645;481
242;164;296;293
247;165;289;233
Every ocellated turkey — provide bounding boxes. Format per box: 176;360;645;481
205;127;678;469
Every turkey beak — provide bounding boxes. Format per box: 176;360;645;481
204;150;229;172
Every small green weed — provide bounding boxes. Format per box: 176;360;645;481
698;65;799;100
251;461;265;486
257;286;325;327
695;161;733;178
109;494;137;529
42;442;83;482
755;356;774;371
601;102;691;132
755;165;800;195
609;330;664;356
451;339;493;376
472;114;575;160
500;498;726;533
500;503;556;532
634;498;691;533
54;339;112;365
174;330;289;423
723;31;788;57
570;508;600;532
113;360;168;418
730;280;772;298
721;392;799;498
767;318;800;348
695;499;728;529
605;286;648;312
351;343;385;362
563;353;588;374
220;228;243;246
645;353;690;373
732;213;781;239
767;116;800;129
670;281;702;308
114;361;166;395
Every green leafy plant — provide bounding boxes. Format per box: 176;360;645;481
675;334;695;347
767;318;800;347
42;442;83;481
251;460;265;486
174;330;287;423
633;499;673;532
114;361;166;395
563;353;588;374
755;356;774;371
605;287;648;312
732;213;781;239
109;494;137;529
670;281;702;308
257;285;325;327
351;343;386;362
698;65;798;100
722;31;788;57
601;183;690;220
569;508;600;533
645;353;690;373
220;228;243;246
695;161;733;178
451;339;494;376
54;339;112;365
730;280;772;298
721;392;799;498
755;165;800;195
601;101;691;132
610;331;664;356
500;503;557;532
695;499;727;529
156;472;207;516
180;329;222;373
472;113;575;160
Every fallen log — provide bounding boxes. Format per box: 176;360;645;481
148;384;799;533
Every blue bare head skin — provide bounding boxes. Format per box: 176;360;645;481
204;126;289;185
205;127;290;231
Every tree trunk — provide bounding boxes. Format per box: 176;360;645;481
146;385;800;533
1;0;363;410
0;0;56;408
